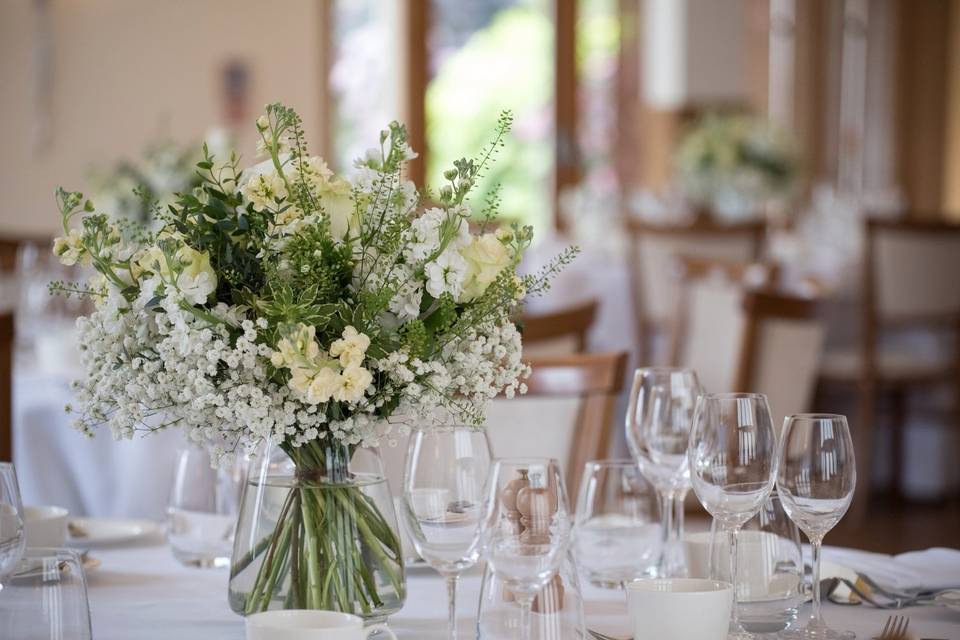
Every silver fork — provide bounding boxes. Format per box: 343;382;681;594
877;614;910;640
587;630;633;640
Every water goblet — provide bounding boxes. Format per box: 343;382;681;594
401;426;491;640
626;367;702;577
167;445;244;568
479;458;572;640
689;393;778;639
573;459;660;588
777;414;856;640
0;462;26;586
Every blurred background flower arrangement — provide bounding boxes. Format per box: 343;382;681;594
675;113;802;222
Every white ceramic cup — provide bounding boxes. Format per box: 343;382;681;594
626;578;733;640
245;610;397;640
23;505;69;548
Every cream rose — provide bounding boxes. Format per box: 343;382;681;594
458;232;512;302
319;177;358;241
175;246;218;305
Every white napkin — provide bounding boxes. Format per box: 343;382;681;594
822;546;960;592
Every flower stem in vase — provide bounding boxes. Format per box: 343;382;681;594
232;440;405;619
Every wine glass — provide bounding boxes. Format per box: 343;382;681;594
573;459;660;588
626;367;702;577
479;458;572;640
689;393;778;639
401;426;491;640
777;414;856;640
0;463;26;586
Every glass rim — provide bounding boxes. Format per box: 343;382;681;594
584;458;638;468
783;413;847;422
408;424;484;432
492;456;560;466
633;366;699;377
699;392;767;401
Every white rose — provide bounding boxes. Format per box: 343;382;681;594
458;233;512;302
319;177;357;241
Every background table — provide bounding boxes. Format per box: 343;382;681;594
82;539;960;640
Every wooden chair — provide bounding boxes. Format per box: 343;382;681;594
819;218;960;507
672;259;824;427
378;351;629;503
0;313;13;462
625;215;766;365
484;352;629;500
518;299;598;356
669;257;779;392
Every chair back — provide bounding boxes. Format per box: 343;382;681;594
519;299;598;357
867;219;960;323
674;262;823;426
672;258;778;394
735;291;825;428
626;218;765;327
483;351;628;499
0;313;13;461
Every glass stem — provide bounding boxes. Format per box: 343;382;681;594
444;574;459;640
659;489;675;576
811;537;824;625
671;491;687;576
727;526;742;632
516;592;535;640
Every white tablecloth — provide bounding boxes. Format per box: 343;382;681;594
13;368;185;520
80;540;960;640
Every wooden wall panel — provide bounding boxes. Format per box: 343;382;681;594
895;0;951;216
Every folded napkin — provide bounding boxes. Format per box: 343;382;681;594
822;546;960;592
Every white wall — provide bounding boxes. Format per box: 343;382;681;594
642;0;746;109
0;0;325;236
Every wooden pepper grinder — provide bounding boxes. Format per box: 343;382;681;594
516;466;564;613
499;469;529;604
500;468;529;535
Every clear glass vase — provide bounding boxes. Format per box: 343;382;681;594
228;440;406;622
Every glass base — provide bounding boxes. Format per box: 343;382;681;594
779;620;856;640
170;547;231;569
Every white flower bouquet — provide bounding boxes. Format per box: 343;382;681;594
676;113;801;220
52;103;575;616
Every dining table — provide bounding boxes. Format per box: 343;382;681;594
80;535;960;639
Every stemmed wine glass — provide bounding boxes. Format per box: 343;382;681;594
479;458;572;640
401;426;492;640
689;393;778;639
626;367;702;577
0;463;26;587
777;414;856;640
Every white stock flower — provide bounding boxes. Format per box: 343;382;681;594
329;326;370;368
335;366;373;403
53;229;86;266
243;170;287;211
424;249;467;299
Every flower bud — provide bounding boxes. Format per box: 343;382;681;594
256;115;269;130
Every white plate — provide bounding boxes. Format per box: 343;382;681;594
67;517;161;548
